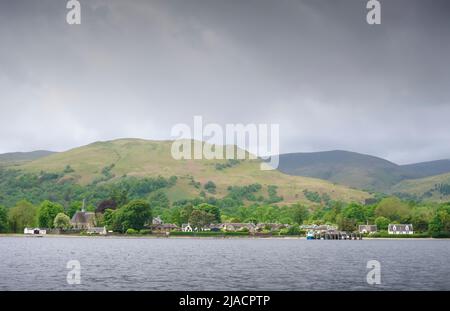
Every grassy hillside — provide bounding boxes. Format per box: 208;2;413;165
14;138;370;204
390;172;450;202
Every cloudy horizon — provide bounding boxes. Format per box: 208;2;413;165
1;0;450;164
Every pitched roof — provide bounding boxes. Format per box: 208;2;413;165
71;211;95;224
388;224;413;231
152;223;178;229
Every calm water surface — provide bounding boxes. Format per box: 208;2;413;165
0;237;449;290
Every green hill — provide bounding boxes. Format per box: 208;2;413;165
390;172;450;202
12;138;370;205
277;150;450;194
278;150;404;192
400;160;450;179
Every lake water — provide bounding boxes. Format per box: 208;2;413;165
0;237;449;291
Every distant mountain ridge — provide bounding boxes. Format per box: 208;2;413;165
400;159;450;179
277;150;450;193
0;150;56;166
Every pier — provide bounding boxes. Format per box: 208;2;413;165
311;232;362;240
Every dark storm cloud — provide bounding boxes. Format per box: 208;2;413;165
0;0;449;164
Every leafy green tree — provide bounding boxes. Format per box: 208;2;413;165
342;203;367;223
53;213;71;230
149;191;170;217
287;225;301;235
336;214;357;231
428;217;441;234
0;205;8;233
204;181;217;194
111;188;129;207
67;201;82;218
303;189;322;203
63;165;75;173
167;206;182;225
189;209;215;229
180;204;194;224
375;197;410;222
8;200;37;233
375;216;390;230
410;207;432;232
428;205;450;234
291;203;309;225
103;208;117;230
195;203;221;223
37;200;64;228
115;199;152;232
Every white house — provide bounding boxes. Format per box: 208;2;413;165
152;216;163;225
181;223;193;232
388;224;413;234
24;228;47;235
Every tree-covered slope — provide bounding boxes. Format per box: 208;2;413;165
3;139;370;205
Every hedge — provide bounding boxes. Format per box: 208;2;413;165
169;231;249;237
368;232;430;238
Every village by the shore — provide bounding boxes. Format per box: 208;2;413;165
16;207;419;240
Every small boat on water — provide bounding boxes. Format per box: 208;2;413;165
306;231;315;240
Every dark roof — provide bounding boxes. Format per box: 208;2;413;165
71;211;95;224
225;223;255;228
388;224;413;231
152;223;178;229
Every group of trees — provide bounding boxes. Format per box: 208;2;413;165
311;197;450;235
0;200;71;233
2;193;450;236
104;199;152;232
1;166;450;236
0;196;156;234
0;169;176;211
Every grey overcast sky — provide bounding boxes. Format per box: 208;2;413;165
1;0;450;164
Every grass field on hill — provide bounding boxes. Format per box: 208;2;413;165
16;138;371;204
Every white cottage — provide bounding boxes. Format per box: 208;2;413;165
388;224;413;234
181;223;193;232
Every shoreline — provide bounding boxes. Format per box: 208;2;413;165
0;234;447;240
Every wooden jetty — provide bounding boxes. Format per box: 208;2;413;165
311;231;362;240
